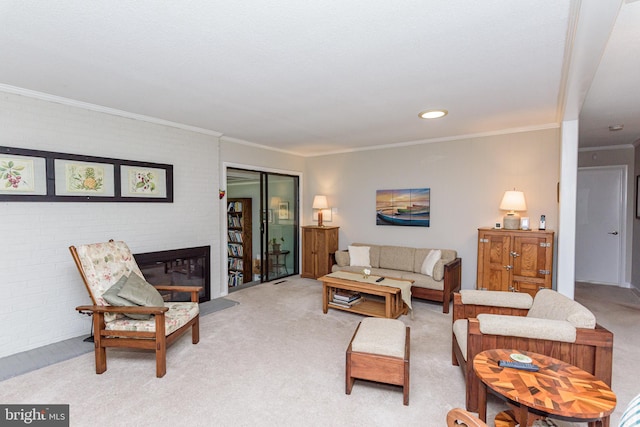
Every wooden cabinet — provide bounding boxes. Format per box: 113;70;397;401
301;226;339;279
227;198;252;287
476;227;554;296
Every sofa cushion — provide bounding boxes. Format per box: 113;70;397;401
452;319;468;361
105;302;199;335
460;289;533;309
353;243;380;267
431;260;447;281
400;271;443;291
380;245;415;272
477;314;577;343
414;248;456;281
421;249;441;276
527;289;596;329
335;250;350;267
351;318;406;358
348;245;371;267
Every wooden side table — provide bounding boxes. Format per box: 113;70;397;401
473;349;616;427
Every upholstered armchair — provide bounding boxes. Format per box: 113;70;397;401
452;289;613;412
70;240;201;378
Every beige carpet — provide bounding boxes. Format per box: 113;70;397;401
0;278;638;427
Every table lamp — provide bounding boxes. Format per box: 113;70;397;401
499;190;527;229
312;195;328;227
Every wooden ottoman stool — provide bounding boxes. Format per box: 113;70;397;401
346;317;410;405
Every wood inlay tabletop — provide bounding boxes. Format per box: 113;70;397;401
473;349;616;426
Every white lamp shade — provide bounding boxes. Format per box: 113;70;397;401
312;195;328;209
499;191;527;212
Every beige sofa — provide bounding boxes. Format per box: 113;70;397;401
331;243;462;313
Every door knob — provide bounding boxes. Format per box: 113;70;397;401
608;231;619;235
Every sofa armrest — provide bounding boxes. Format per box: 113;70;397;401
453;292;530;323
440;257;462;314
476;314;576;342
460;289;533;309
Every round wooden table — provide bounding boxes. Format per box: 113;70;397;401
473;349;616;427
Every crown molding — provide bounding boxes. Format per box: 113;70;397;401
219;135;302;157
0;84;223;137
305;123;561;157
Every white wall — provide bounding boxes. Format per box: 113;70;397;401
0;92;221;358
304;128;561;288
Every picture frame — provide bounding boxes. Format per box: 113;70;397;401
120;165;167;198
54;159;115;197
636;175;640;219
0;145;173;202
278;201;289;220
376;187;430;227
0;153;47;196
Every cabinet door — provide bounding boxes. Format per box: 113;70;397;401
514;281;544;297
300;227;316;278
477;231;512;291
315;228;339;277
512;234;552;291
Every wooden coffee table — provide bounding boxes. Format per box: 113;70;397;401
318;272;411;319
473;349;616;427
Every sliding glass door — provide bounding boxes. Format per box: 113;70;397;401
226;168;298;289
263;172;298;281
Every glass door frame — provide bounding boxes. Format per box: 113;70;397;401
260;171;299;282
223;164;300;291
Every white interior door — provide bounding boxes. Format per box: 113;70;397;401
575;166;625;285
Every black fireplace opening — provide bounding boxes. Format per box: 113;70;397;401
134;245;211;303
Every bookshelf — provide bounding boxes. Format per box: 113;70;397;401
227;198;252;287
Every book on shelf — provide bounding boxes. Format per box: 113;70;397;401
227;201;243;212
333;289;361;302
228;271;243;287
330;295;363;308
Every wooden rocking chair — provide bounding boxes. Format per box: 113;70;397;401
70;240;201;378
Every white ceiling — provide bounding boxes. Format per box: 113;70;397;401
0;1;638;156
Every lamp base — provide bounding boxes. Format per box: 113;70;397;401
503;214;520;230
317;210;323;227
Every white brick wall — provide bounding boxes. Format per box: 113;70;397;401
0;92;221;358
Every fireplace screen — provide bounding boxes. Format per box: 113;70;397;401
134;246;210;303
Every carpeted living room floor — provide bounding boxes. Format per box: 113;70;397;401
0;278;638;427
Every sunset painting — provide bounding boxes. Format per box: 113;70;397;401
376;188;430;227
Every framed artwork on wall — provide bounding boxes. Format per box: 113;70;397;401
55;159;115;197
0;154;47;196
120;165;168;198
0;145;173;202
278;201;289;220
375;187;430;227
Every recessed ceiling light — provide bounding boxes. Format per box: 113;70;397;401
419;109;448;119
608;124;624;131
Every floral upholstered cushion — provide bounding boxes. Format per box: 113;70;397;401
105;302;199;335
75;240;146;322
75;241;144;305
